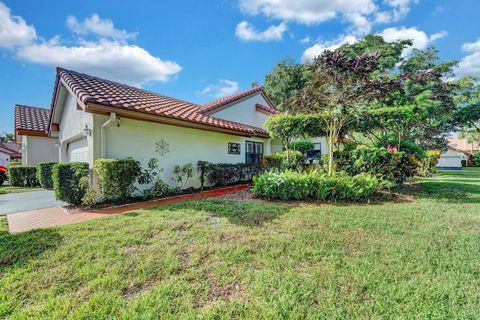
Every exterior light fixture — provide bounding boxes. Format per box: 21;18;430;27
83;124;92;137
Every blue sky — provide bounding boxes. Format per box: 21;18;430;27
1;0;479;134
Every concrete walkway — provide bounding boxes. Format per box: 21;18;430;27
7;185;248;233
0;190;66;215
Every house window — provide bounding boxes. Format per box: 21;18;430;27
246;141;263;164
308;143;322;158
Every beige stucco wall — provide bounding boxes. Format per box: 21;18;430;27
208;93;271;129
92;114;271;189
21;135;58;165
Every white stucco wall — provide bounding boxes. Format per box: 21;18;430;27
92;114;271;189
58;92;94;164
0;150;10;166
437;149;467;168
208;93;271;129
21;135;58;165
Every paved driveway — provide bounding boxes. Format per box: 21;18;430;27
0;190;65;215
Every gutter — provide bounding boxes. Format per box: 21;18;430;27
100;112;117;158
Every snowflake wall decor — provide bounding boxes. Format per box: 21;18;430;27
155;139;170;156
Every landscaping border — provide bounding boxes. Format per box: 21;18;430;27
77;184;249;215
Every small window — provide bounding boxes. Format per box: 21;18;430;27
308;143;322;158
246;141;264;164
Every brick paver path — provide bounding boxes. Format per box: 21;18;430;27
7;185;248;233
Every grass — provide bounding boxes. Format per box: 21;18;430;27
0;185;41;195
1;169;480;318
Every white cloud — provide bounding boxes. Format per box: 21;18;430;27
238;0;419;36
380;27;447;56
302;35;357;62
235;21;286;41
300;36;311;44
455;38;480;78
0;1;36;49
199;80;240;98
239;0;376;25
66;14;137;40
17;39;181;87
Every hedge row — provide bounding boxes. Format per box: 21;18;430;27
198;161;263;188
37;162;56;189
253;170;379;202
52;162;89;205
7;165;38;187
94;158;141;203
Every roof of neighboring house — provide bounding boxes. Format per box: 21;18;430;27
0;142;21;157
15;105;50;136
52;68;269;137
448;138;480;153
199;86;277;114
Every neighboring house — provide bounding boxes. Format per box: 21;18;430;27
0;142;21;165
46;68;278;188
14;105;58;165
436;147;468;170
448;138;480;155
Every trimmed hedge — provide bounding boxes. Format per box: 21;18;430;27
7;165;38;186
288;141;315;155
253;170;379;202
37;162;57;189
263;150;305;170
94;158;141;203
198;161;262;188
52;162;89;205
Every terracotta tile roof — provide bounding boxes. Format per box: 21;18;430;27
15;105;50;133
0;142;21;157
199;86;278;114
255;103;278;115
55;68;268;137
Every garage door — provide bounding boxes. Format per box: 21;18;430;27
67;138;88;162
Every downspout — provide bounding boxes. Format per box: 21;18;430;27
100;112;117;158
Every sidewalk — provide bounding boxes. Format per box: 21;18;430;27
7;185;248;233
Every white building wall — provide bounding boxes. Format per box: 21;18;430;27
93;114;271;189
208;93;271;129
21;135;58;165
0;150;10;166
437;149;467;168
58;93;94;164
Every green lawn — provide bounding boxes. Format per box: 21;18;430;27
1;169;480;318
0;185;41;195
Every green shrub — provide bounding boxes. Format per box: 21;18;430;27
172;163;193;192
52;162;89;205
335;145;417;183
198;162;262;188
400;141;426;159
253;170;379;202
416;154;438;177
7;165;38;186
473;152;480;166
36;162;56;189
287;141;315;155
263;150;305;170
94;158;141;203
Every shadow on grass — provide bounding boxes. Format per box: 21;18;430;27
153;199;289;227
413;180;480;204
0;224;62;271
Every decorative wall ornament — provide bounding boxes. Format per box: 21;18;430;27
155;139;170;156
228;142;240;154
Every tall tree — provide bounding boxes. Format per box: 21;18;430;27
289;51;397;176
264;58;311;111
0;133;14;142
455;76;480;138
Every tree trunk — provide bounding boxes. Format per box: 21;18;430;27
327;131;336;177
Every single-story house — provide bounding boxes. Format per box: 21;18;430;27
14;105;59;165
436;147;468;170
0;142;21;166
42;67;281;188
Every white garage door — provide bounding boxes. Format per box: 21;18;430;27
67;138;88;162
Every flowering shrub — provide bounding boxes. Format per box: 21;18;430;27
253;170;379;202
